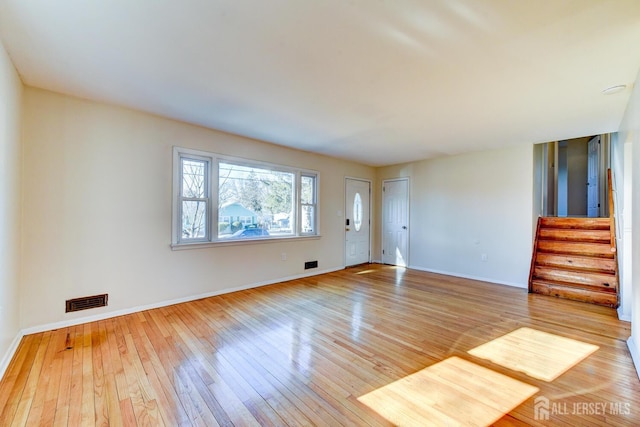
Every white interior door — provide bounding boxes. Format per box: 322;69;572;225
587;136;600;218
345;178;370;266
382;179;409;266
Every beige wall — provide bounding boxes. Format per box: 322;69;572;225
0;39;23;371
375;145;535;287
20;88;374;329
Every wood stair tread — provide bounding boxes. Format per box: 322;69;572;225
537;240;614;258
532;266;617;290
534;253;616;273
539;217;610;230
538;228;610;243
531;279;617;294
531;280;618;307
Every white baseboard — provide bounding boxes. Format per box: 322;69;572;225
21;266;344;336
618;307;632;322
3;267;343;381
627;336;640;380
407;265;527;289
0;331;24;381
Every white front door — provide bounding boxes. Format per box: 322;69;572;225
345;178;370;266
587;136;600;218
382;179;409;266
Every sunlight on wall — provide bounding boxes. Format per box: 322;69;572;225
358;356;539;426
468;327;599;382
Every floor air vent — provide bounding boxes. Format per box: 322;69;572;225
65;294;108;313
305;260;318;269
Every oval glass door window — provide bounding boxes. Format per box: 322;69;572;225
353;192;363;231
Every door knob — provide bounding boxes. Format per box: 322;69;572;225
402;226;407;229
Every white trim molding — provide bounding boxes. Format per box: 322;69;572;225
408;265;527;289
627;336;640;380
21;267;343;336
618;307;631;322
0;331;24;381
0;267;344;382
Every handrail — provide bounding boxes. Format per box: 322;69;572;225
608;168;616;250
528;216;542;293
608;168;620;308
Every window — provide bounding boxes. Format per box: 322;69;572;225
178;155;211;242
353;192;362;232
173;147;319;246
300;174;317;234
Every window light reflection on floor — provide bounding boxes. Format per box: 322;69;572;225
468;327;599;382
358;356;539;426
355;269;377;275
395;247;406;267
355;265;404;275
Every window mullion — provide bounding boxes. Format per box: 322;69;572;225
181;197;208;202
295;172;301;235
210;158;219;241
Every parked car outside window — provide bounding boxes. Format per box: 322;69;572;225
230;228;270;239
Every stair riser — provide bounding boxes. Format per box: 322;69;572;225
535;253;616;274
538;229;610;243
531;282;617;307
533;267;617;290
537;241;614;258
540;217;610;230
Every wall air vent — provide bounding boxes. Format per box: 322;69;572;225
65;294;108;313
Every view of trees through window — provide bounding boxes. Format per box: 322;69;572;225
218;162;294;238
181;158;208;240
176;149;318;244
300;175;316;234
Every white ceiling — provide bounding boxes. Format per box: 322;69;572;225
1;0;640;166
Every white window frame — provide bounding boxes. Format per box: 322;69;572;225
172;147;320;249
174;150;213;244
299;173;318;236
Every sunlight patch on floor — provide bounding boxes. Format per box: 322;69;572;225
358;356;538;426
468;327;599;382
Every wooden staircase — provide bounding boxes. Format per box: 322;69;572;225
529;169;619;307
529;217;619;307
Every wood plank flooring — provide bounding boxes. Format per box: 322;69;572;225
1;264;639;426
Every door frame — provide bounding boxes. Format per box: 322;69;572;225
587;135;601;218
539;136;611;218
344;177;372;267
381;177;410;266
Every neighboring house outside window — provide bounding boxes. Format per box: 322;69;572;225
173;147;319;247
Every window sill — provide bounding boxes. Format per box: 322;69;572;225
171;234;321;250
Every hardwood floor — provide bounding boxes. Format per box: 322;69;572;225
1;264;638;426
